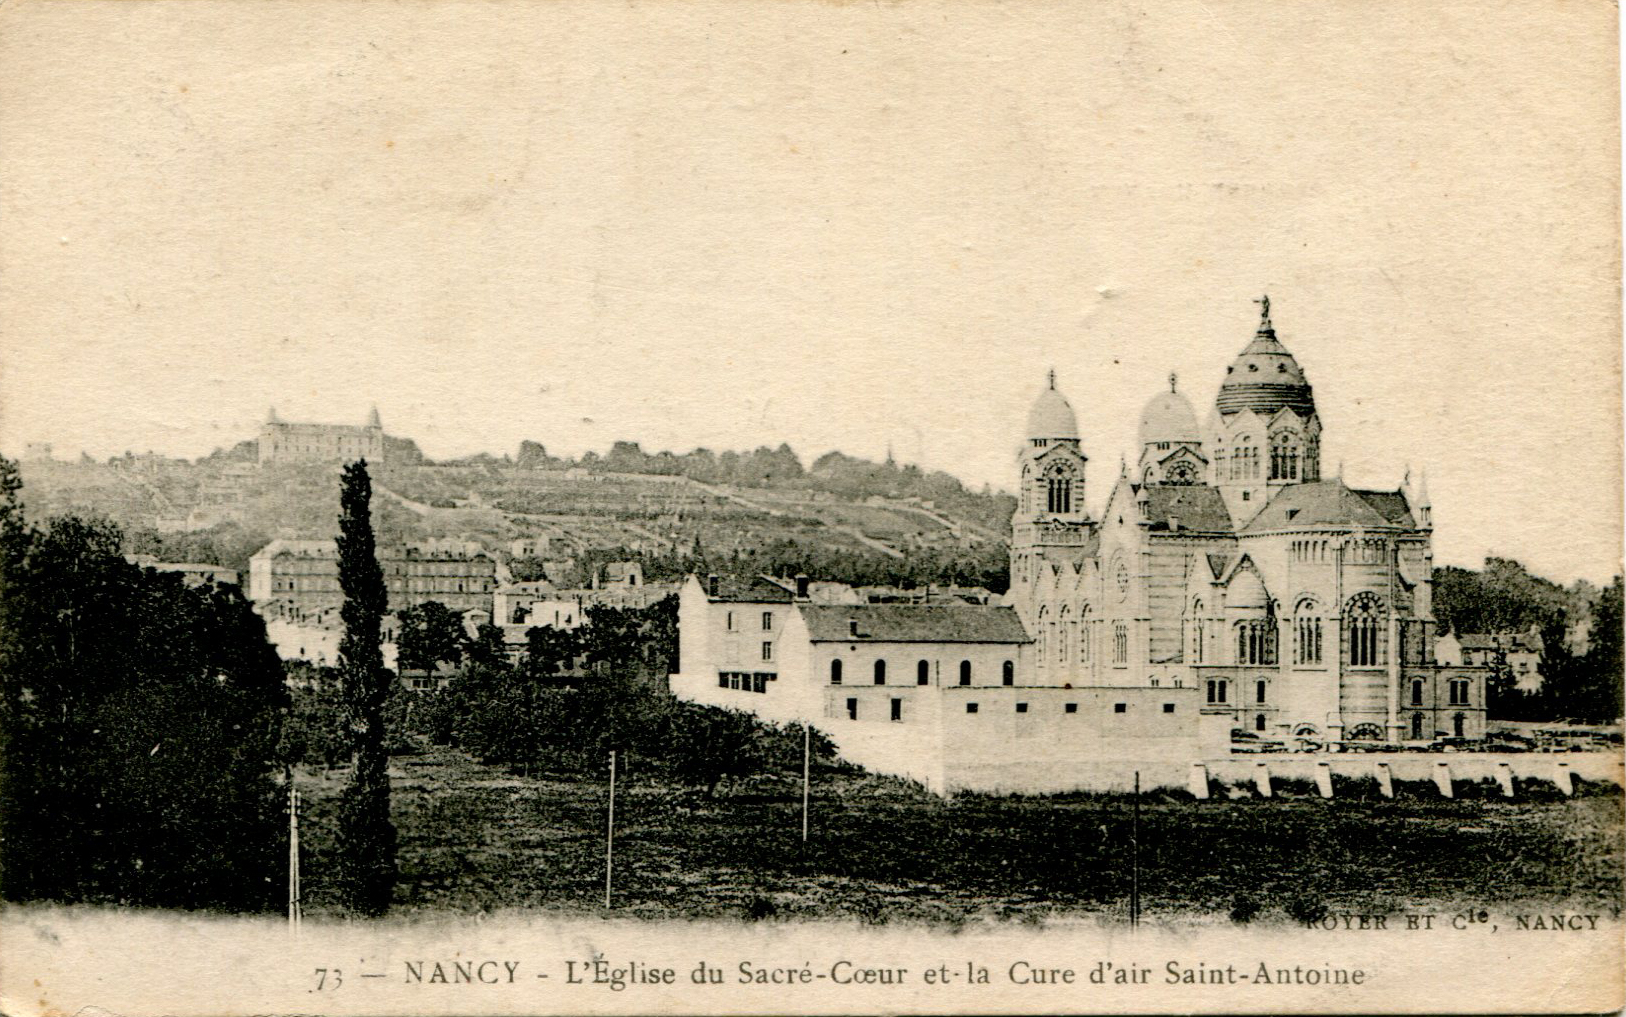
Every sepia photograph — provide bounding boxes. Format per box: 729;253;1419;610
0;0;1621;1013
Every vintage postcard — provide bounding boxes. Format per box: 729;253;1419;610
0;0;1621;1013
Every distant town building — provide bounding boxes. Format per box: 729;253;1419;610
258;406;385;464
594;561;644;588
247;538;497;612
127;556;240;587
509;535;552;558
1437;629;1545;692
23;442;52;461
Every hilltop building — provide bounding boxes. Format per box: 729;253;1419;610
671;297;1488;792
258;407;385;464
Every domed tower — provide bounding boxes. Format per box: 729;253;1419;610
1137;374;1206;485
1010;371;1092;619
1209;296;1321;520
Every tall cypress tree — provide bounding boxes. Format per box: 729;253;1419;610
333;459;396;915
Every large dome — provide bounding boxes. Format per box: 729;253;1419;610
1139;377;1201;446
1027;372;1080;440
1215;297;1316;417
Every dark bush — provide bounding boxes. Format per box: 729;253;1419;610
1284;894;1329;926
1229;893;1262;924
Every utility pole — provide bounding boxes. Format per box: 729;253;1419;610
604;750;616;909
1130;770;1140;929
801;724;811;843
288;775;302;935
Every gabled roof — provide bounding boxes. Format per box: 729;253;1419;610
1351;489;1416;527
1206;553;1234;580
1457;632;1542;653
1141;485;1233;533
697;573;796;603
1243;481;1413;532
800;604;1031;644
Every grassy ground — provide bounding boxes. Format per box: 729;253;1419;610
294;746;1624;925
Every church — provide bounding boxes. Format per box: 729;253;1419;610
1011;296;1480;748
669;298;1486;792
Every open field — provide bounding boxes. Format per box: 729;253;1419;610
293;746;1624;925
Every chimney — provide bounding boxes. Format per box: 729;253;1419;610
707;573;720;597
848;618;860;637
795;574;810;599
1168;516;1180;532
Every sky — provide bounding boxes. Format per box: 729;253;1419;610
0;0;1619;584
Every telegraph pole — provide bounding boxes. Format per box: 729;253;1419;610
604;750;616;908
801;724;811;843
1130;770;1140;929
288;775;302;935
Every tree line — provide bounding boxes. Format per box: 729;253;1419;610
1433;557;1622;724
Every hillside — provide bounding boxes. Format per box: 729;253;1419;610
14;443;1016;589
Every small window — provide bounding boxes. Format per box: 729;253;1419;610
761;641;773;662
762;611;773;631
1163;703;1175;713
959;660;972;686
1064;703;1078;714
965;702;979;714
1256;680;1267;704
1114;702;1127;714
718;672;729;688
1015;702;1028;713
917;660;930;685
873;659;887;685
726;611;735;631
1002;660;1014;685
890;698;902;722
1255;713;1266;732
846;698;858;721
830;659;843;685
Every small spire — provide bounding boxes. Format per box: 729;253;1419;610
1254;294;1274;335
1169;372;1178;393
1416;468;1430;507
1047;368;1057;390
368;405;382;428
267;406;279;423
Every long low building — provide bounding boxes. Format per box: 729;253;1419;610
670;574;1218;793
247;538;497;613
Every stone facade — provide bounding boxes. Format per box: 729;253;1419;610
258;407;385;464
1011;297;1486;746
247;538;497;613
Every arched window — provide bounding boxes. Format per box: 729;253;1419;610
917;660;930;685
1235;619;1277;665
1057;608;1070;663
1045;465;1074;514
1453;713;1466;738
830;659;843;685
1113;623;1128;664
959;660;972;686
1294;600;1323;665
1410;678;1424;706
1411;712;1425;739
1345;593;1386;667
1255;713;1266;732
1002;660;1015;685
873;659;887;685
1256;679;1267;704
1079;606;1093;664
1271;432;1302;481
1190;599;1206;664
